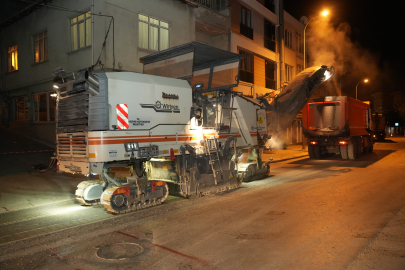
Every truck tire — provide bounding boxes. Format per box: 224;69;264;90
314;146;321;159
369;137;374;153
348;139;357;159
356;137;362;157
340;145;348;159
363;137;369;154
308;145;315;159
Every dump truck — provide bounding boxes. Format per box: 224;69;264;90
302;96;373;159
372;114;386;141
54;42;334;214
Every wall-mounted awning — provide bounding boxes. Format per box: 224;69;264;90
139;42;243;92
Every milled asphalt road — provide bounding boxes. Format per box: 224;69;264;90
1;127;405;269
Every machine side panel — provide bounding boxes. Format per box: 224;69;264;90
106;73;192;131
88;73;109;131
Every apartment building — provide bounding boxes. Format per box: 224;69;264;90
0;0;230;145
229;0;305;144
0;0;305;146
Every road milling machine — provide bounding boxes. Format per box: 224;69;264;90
54;42;334;214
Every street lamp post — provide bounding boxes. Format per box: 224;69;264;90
355;79;369;100
303;10;329;70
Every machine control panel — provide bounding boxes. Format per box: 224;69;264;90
138;146;159;158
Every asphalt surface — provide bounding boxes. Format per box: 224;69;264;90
1;127;405;269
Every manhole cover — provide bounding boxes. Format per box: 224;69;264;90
96;242;144;260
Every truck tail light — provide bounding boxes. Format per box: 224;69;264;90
170;148;175;161
310;141;318;145
339;141;348;145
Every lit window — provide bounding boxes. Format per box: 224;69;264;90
139;14;169;51
71;11;91;51
285;30;293;49
8;45;18;72
34;30;48;63
33;92;56;122
285;64;293;82
296;32;303;53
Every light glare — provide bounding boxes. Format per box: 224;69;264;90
321;10;329;16
324;70;332;81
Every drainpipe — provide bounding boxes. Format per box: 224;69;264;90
278;0;284;88
91;0;94;66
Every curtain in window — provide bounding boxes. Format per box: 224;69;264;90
71;18;78;51
160;28;169;50
139;21;148;49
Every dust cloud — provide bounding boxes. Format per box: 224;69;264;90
306;17;384;99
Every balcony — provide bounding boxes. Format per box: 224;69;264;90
240;24;253;40
191;0;229;15
264;38;276;52
240;70;254;84
265;0;275;13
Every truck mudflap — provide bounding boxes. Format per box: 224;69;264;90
101;180;169;214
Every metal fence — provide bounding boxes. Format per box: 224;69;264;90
192;0;228;12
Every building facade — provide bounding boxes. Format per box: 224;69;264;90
229;0;305;145
0;0;305;146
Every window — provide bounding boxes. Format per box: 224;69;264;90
71;11;91;51
285;64;293;82
34;30;48;63
296;31;303;54
239;50;254;84
8;45;18;72
264;0;275;13
33;92;56;122
297;64;304;74
15;96;28;121
240;6;253;39
285;29;293;48
139;14;169;51
264;19;276;52
265;60;276;89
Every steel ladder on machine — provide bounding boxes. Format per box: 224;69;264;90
204;138;223;185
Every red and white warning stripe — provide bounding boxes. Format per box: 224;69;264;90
0;150;54;155
116;104;129;129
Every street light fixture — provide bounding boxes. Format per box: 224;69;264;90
356;79;369;100
303;10;329;69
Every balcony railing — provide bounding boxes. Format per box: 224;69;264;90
191;0;229;14
264;38;276;52
240;70;254;84
240;24;253;40
265;0;275;13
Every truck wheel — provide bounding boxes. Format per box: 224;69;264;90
308;145;315;159
340;145;348;159
363;137;369;154
314;146;321;159
356;137;362;157
348;139;357;159
369;137;374;153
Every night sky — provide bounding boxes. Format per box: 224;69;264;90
284;0;405;102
